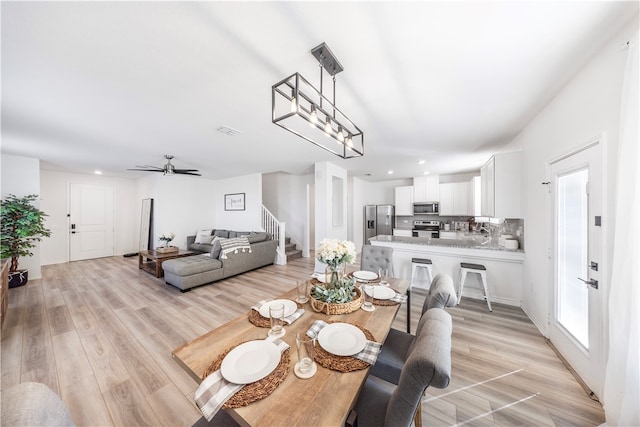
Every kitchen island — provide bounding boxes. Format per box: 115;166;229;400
370;235;524;306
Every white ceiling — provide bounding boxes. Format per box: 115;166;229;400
2;1;637;181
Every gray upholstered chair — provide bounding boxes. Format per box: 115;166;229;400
1;382;76;426
360;245;394;276
369;273;457;385
353;308;452;427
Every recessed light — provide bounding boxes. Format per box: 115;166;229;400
417;160;425;164
423;171;430;175
94;170;103;175
387;170;394;175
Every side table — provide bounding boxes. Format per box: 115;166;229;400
138;249;195;278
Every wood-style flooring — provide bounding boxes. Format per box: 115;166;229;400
1;255;604;426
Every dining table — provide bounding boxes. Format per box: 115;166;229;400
172;275;410;427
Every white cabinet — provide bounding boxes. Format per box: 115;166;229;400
439;182;470;215
481;152;521;218
469;176;481;217
393;229;413;237
413;175;439;202
395;186;414;216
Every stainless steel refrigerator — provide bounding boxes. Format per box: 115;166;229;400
364;205;395;242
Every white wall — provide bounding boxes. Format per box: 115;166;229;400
314;161;348;272
262;172;314;254
135;174;218;250
1;155;42;278
516;15;638;354
214;173;262;232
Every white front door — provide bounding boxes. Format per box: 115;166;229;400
69;184;115;261
549;140;604;396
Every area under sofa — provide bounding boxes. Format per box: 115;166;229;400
162;229;278;292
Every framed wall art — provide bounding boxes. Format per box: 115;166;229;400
224;193;245;211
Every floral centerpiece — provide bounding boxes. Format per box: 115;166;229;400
314;238;357;303
158;232;175;247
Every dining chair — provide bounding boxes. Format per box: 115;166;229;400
352;308;452;427
360;245;394;276
369;274;457;385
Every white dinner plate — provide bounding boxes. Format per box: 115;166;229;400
364;286;395;300
258;299;298;318
317;323;367;356
220;340;281;384
352;270;379;281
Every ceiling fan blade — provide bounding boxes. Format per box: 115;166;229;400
127;168;164;172
133;165;164;170
173;168;200;172
175;171;202;176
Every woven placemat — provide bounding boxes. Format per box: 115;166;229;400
247;310;270;328
373;288;402;306
202;341;290;409
314;323;376;373
346;272;381;284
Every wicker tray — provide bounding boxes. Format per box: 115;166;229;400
156;246;179;254
308;286;363;315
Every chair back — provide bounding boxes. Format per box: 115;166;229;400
385;308;452;427
421;273;457;314
360;245;394;276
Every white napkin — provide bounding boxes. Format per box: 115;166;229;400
194;336;289;421
251;299;305;325
306;320;382;365
390;293;408;304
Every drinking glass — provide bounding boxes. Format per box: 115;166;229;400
268;302;285;337
296;279;309;303
362;284;375;311
296;331;316;376
378;268;389;286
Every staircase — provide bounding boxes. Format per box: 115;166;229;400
284;237;302;261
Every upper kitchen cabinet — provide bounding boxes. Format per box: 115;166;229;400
480;152;522;218
413;175;439;202
395;185;414;216
439;182;471;216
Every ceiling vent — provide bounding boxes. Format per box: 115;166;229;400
217;126;242;136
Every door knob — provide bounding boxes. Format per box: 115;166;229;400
577;277;598;289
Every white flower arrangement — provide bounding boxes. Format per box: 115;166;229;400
316;238;356;268
159;232;175;243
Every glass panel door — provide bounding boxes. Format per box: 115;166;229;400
556;169;589;348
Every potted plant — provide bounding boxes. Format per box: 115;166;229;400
0;194;51;288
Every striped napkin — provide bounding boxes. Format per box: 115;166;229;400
194;336;289;421
307;320;382;365
390;293;408;304
251;299;305;325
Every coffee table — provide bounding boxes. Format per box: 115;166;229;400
138;249;195;278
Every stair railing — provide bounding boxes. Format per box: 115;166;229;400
261;205;286;265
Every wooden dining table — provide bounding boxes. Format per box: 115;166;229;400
172;276;410;427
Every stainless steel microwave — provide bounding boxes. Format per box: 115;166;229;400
413;202;439;215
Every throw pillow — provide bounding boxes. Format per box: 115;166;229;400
213;229;230;238
194;229;213;244
247;233;268;243
210;237;224;259
219;236;252;259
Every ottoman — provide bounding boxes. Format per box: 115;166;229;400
162;255;224;292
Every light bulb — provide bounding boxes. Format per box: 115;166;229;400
290;97;297;113
309;105;318;128
337;126;344;142
324;117;332;136
346;134;353;149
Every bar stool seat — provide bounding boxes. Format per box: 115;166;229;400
458;262;492;312
411;258;433;289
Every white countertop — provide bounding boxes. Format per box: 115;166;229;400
369;235;524;254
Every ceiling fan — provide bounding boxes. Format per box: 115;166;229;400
128;155;201;176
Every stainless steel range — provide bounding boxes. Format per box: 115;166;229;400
412;220;440;238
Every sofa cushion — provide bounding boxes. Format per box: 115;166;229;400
163;255;222;275
194;229;213;244
219;236;252;259
247;232;268;243
229;231;251;238
190;243;213;253
210;237;224;259
214;229;230;238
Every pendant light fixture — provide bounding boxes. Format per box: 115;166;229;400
272;43;364;159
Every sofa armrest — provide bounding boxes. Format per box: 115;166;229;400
187;235;196;246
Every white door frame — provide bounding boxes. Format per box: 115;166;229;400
68;183;116;261
546;132;608;397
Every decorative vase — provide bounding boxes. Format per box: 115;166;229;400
325;263;345;290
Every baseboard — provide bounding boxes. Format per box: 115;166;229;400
521;303;547;337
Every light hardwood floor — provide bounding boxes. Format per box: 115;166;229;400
1;255;604;426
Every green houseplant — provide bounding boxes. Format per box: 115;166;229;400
0;194;51;287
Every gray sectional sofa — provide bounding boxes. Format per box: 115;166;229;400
162;229;278;292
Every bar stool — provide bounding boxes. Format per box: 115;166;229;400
411;258;433;290
458;262;492;312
